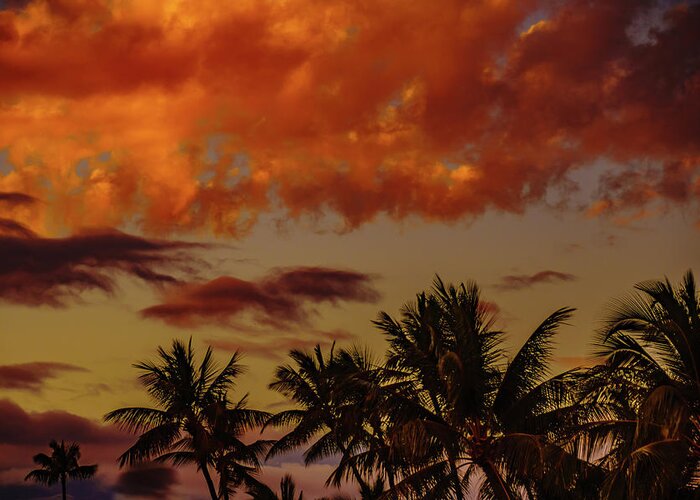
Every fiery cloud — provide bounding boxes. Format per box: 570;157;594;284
495;270;577;291
0;362;88;391
0;225;201;306
0;0;696;236
141;267;380;328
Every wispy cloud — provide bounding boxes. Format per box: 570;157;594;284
495;270;577;291
142;267;380;328
0;362;88;392
0;226;203;306
208;328;356;360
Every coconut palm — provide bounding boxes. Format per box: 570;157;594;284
574;270;700;499
105;338;270;500
325;346;416;494
25;440;97;500
265;344;372;492
376;276;582;499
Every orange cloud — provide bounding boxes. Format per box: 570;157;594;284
0;0;697;235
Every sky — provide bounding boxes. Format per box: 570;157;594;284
0;0;698;498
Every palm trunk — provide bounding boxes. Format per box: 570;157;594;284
386;468;396;499
61;474;66;500
336;439;370;492
200;462;219;500
480;460;512;500
448;455;464;500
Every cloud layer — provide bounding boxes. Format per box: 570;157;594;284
0;0;696;236
142;267;380;328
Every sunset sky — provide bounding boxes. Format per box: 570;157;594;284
0;0;698;498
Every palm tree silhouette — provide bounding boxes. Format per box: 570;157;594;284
105;338;270;500
25;440;97;500
265;344;372;492
376;276;580;498
574;270;700;499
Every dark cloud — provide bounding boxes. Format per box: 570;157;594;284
0;227;202;306
142;267;380;328
0;480;114;500
0;399;128;446
0;191;37;207
0;218;36;237
0;362;88;392
495;270;577;291
114;465;178;498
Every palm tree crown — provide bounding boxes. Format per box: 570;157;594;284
577;270;700;498
376;276;580;499
25;440;97;500
105;338;270;500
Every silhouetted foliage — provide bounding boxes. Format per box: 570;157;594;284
105;338;271;500
25;440;97;500
101;271;700;499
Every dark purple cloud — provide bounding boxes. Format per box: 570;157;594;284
0;227;202;306
0;399;128;446
114;465;179;498
0;362;88;392
495;270;577;291
0;480;114;500
142;266;380;328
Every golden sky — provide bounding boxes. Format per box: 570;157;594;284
0;0;699;498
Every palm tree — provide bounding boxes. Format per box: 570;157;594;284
25;440;97;500
326;346;414;495
105;338;270;500
376;276;582;499
265;344;372;492
574;270;700;499
248;474;305;499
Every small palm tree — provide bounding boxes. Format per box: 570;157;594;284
105;338;270;500
248;474;305;500
25;440;97;500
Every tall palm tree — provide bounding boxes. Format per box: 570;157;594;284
105;338;270;500
574;270;700;499
25;440;97;500
376;276;582;499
